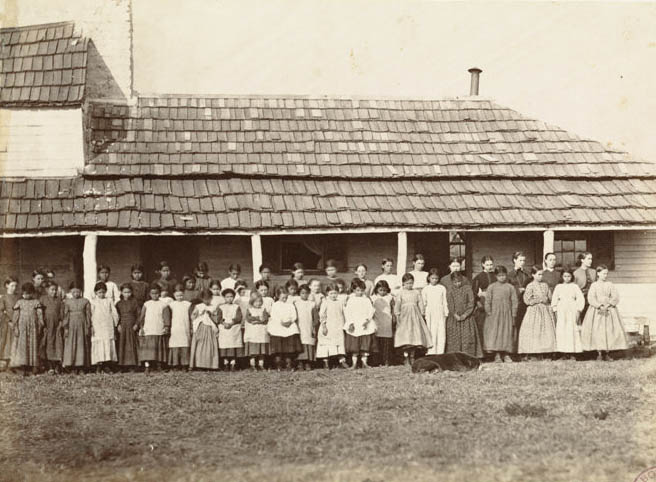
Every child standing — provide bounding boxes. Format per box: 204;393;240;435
45;269;65;300
40;281;64;373
374;258;401;296
128;264;149;308
371;280;395;366
552;268;585;358
155;261;178;296
218;288;244;371
244;292;270;370
581;265;628;360
209;280;225;310
234;280;250;318
32;270;46;298
394;273;432;366
96;265;121;305
295;284;319;370
445;272;483;358
354;264;374;297
168;285;192;369
317;284;348;369
181;275;200;303
194;262;213;293
267;287;302;370
0;277;19;370
290;262;305;284
308;279;325;310
422;268;449;355
408;254;428;291
221;264;241;291
336;279;349;305
518;266;556;359
255;280;274;314
138;285;171;373
10;283;44;375
484;266;519;362
62;282;91;372
285;279;301;305
472;256;496;349
189;290;221;370
344;278;377;369
116;284;140;369
89;282;119;373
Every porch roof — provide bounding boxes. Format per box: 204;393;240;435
0;21;88;107
1;176;655;234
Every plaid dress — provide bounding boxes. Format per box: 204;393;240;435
445;283;483;358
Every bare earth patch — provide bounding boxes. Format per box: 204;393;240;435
1;358;655;481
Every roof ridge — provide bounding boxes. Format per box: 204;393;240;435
0;20;76;33
135;93;498;103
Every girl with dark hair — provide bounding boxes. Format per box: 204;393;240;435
408;254;428;291
343;278;377;369
189;289;221;370
317;283;348;369
573;252;596;315
116;284;140;369
193;262;212;293
290;262;305;283
422;268;449;355
518;265;556;359
62;282;91;372
371;280;395;366
483;266;518;362
445;272;483;358
542;252;561;294
40;281;64;373
472;256;496;347
551;267;585;358
267;286;302;371
10;283;44;375
0;277;19;369
374;258;402;296
89;281;119;373
394;273;432;366
128;264;149;308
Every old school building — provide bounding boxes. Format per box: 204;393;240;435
1;1;655;333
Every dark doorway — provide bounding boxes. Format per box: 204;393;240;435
141;236;199;284
411;232;450;275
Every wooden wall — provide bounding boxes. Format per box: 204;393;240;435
470;231;541;275
612;231;656;284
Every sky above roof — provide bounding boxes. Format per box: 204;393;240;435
130;0;656;163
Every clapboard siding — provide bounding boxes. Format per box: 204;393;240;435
613;230;656;283
0;109;84;177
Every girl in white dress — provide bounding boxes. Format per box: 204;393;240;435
551;268;585;358
317;283;349;369
218;288;244;371
374;258;402;296
168;285;192;369
343;278;376;369
96;265;121;305
422;269;449;355
408;254;429;291
89;282;119;372
267;287;302;370
244;292;270;370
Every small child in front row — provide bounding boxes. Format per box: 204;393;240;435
517;266;555;360
484;266;520;363
551;267;585;358
394;273;432;366
267;287;302;370
244;292;270;370
371;280;395;366
344;278;377;369
218;288;244;371
138;285;171;373
62;282;91;373
168;285;192;369
580;265;628;360
10;283;44;375
89;282;119;373
317;283;349;369
40;281;64;374
189;290;221;370
116;284;140;370
295;284;319;370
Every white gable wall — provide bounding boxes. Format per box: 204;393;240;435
0;108;84;177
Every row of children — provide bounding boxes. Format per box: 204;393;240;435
0;250;628;374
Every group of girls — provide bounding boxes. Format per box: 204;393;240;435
472;251;628;362
0;250;629;375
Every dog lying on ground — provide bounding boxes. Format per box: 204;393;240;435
411;352;482;373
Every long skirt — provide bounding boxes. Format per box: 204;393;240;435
518;304;556;354
118;327;139;366
168;347;189;366
138;335;168;363
42;322;63;362
394;305;432;349
445;315;483;358
0;319;12;360
269;334;302;355
425;313;447;355
189;324;220;369
555;308;583;353
10;320;40;367
581;307;628;352
91;337;118;365
377;336;394;364
297;343;316;361
344;333;377;354
63;320;90;368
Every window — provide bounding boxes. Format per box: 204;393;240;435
449;231;467;272
554;231;614;269
263;235;347;274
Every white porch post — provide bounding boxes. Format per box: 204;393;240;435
543;229;555;264
83;233;98;299
397;231;408;277
251;234;262;282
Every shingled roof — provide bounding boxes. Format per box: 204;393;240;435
0;21;88;106
84;96;656;178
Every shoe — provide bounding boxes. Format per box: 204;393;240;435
339;361;349;369
596;352;604;361
503;355;513;363
47;369;55;375
494;353;502;363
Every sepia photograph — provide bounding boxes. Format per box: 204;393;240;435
0;0;655;480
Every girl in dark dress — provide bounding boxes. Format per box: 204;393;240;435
40;281;64;373
0;277;19;370
62;282;92;373
445;272;483;358
472;256;496;349
116;284;140;369
128;264;149;309
10;283;44;375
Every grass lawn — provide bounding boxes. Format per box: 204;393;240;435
1;358;655;482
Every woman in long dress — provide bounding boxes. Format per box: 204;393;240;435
472;256;496;348
552;268;585;357
518;266;556;358
445;272;483;358
580;265;628;360
422;269;449;355
394;273;432;366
